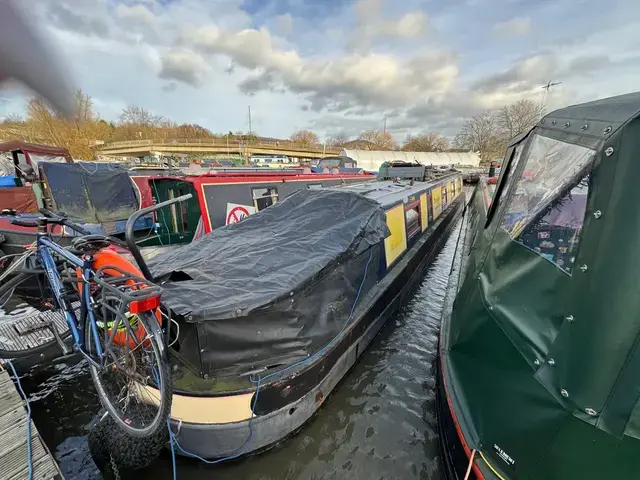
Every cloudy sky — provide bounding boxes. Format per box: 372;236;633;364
2;0;639;140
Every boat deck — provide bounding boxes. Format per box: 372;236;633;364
0;367;62;480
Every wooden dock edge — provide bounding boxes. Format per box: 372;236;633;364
0;366;63;480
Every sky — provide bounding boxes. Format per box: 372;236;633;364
1;0;640;141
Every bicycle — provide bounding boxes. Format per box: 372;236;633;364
0;201;185;438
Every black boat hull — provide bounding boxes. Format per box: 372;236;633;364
170;194;465;459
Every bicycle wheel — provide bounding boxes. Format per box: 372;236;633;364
0;272;72;358
86;304;172;438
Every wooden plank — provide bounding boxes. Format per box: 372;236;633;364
0;370;63;480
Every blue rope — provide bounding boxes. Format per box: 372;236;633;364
167;248;374;478
6;360;33;480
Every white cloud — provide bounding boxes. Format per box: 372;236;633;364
348;0;427;51
115;4;156;26
159;49;209;87
493;17;532;37
181;23;453;115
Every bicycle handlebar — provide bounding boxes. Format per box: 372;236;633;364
39;208;90;235
10;218;39;228
125;194;193;281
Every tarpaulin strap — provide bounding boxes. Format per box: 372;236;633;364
464;449;477;480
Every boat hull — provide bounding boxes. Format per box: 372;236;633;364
170;194;464;459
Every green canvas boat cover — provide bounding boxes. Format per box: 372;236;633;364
442;91;640;479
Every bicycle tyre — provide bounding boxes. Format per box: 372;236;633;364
0;272;71;358
86;309;172;438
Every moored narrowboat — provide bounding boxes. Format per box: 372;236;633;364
141;167;464;459
135;170;375;246
438;92;640;479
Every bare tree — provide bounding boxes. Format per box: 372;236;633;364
291;129;320;146
357;129;395;150
329;131;351;147
402;132;450;152
495;99;544;140
73;90;94;123
454;111;505;160
18;91;107;159
119;105;164;127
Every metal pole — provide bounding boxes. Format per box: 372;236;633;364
383;117;387;134
248;106;252;135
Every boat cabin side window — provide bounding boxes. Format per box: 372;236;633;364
252;187;279;211
500;134;596;274
405;199;421;241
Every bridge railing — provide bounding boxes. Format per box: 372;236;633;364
99;138;341;154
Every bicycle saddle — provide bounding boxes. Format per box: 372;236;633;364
71;235;112;252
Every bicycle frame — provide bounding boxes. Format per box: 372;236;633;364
37;236;103;361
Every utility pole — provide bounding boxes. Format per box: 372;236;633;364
540;81;562;109
248;106;252;135
383;117;387;135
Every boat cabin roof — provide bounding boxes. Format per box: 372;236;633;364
0;141;73;162
332;175;458;208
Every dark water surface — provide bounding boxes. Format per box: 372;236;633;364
16;222;461;480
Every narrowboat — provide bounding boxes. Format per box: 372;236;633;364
134;170;375;246
438;91;640;479
141;166;464;459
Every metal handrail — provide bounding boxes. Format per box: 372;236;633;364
125;194;193;281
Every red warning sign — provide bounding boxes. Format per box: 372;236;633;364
226;205;251;225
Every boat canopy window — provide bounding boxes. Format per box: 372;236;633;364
501;134;595;274
318;158;341;167
252;187;279;211
485;142;524;223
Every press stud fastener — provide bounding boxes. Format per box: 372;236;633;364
564;122;570;128
534;359;540;365
565;315;574;322
581;124;588;131
579;264;588;272
605;147;614;156
561;389;569;398
593;210;602;219
548;358;555;366
585;408;597;416
603;126;612;134
551;120;557;125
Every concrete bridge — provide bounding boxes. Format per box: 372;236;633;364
96;138;341;159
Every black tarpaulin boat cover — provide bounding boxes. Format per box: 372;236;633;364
151;188;389;321
40;162;139;223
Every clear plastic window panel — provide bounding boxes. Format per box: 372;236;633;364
501;134;595;274
516;175;589;274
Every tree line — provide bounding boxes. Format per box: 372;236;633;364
0;89;543;161
287;98;543;160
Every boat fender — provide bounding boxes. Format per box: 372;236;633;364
87;408;168;477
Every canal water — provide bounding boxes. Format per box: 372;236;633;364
14;221;462;480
